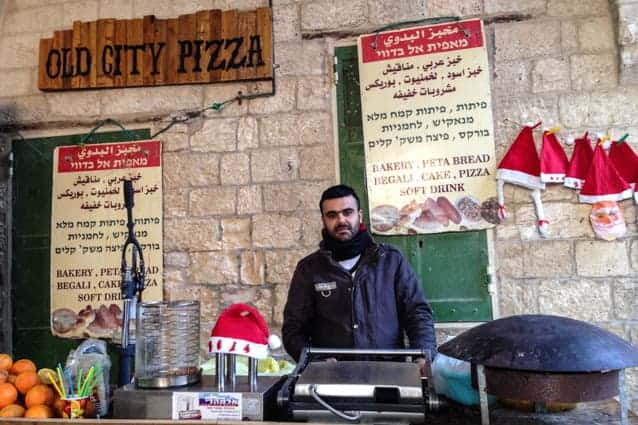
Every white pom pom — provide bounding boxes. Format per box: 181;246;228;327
565;137;575;146
602;139;612;150
268;334;282;350
538;221;550;238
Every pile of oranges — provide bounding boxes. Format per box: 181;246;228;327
0;353;60;418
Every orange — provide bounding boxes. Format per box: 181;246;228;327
25;384;54;408
52;396;65;417
0;354;12;372
10;359;36;375
0;383;17;409
0;370;8;384
14;370;40;394
24;404;53;419
0;403;25;417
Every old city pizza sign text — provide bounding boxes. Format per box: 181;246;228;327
38;8;272;91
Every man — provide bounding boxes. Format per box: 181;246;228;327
282;184;436;371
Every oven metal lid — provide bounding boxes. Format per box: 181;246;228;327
438;314;638;372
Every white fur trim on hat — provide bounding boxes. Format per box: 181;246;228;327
564;177;584;189
209;336;269;359
268;334;282;350
579;188;633;204
497;169;546;190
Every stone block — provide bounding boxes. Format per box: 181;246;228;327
251;148;299;182
98;0;133;18
163;282;200;301
299;146;335;179
521;240;573;278
0;33;41;69
220;152;250;185
248;78;295;115
300;0;367;31
559;88;638;128
203;82;249;117
538;278;612;321
163;189;189;218
165;252;190;268
3;6;64;34
258;112;331;147
492;60;532;97
612;278;638;320
515;202;593;240
0;95;51;125
221;217;251;250
45;91;101;118
263;181;326;212
300;112;332;145
162;152;220;189
274;40;327;76
498;277;539;317
570;54;618;91
532;58;570;93
237;185;263;214
273;283;290;326
631;239;638;271
495;241;525;278
578;17;615;52
547;0;608;16
240;251;265;285
297;76;330;111
618;3;638;45
494;21;561;62
160;132;189;152
273;3;300;42
253;213;302;248
495;221;521;240
190;186;237;216
484;0;545;14
620;47;638;85
220;287;273;320
191;118;238;152
576;240;630;277
164;218;220;251
265;249;308;284
62;0;98;24
238;116;259;150
0;69;33;97
301;213;323;248
493;94;559;128
163;269;187;286
199;286;222;322
100;86;203;116
561;21;579;53
368;0;427;26
427;0;482;16
189;251;239;284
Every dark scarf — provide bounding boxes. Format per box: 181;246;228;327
322;223;373;261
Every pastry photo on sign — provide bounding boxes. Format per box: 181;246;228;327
51;304;123;339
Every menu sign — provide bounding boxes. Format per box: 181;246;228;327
358;19;498;235
50;140;163;340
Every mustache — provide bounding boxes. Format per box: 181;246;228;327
335;224;352;231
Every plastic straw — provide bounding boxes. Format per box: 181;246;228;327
76;369;83;397
80;366;95;397
46;371;64;398
56;365;66;399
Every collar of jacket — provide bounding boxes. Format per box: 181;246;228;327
318;240;384;265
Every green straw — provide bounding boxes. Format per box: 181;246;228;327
618;133;629;143
76;369;83;397
79;366;95;397
56;366;66;399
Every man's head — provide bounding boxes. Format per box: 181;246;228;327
319;185;363;241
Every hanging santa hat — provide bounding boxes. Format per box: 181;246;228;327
564;132;593;190
208;303;281;359
579;140;633;203
540;127;568;182
496;122;549;237
609;135;638;203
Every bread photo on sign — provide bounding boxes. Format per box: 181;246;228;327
51;304;123;338
370;204;400;232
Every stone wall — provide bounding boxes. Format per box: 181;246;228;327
0;0;636;409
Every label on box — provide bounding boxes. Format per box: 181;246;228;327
172;392;242;421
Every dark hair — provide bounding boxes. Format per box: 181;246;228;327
319;184;361;213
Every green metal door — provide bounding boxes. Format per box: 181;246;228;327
11;129;150;372
334;45;492;322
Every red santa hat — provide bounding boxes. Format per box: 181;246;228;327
564;132;593;189
208;303;281;359
496;122;549;236
579;141;633;203
540;127;568;183
609;138;638;203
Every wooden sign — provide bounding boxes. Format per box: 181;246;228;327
38;8;273;91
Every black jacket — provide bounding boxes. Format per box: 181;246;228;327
282;241;436;362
